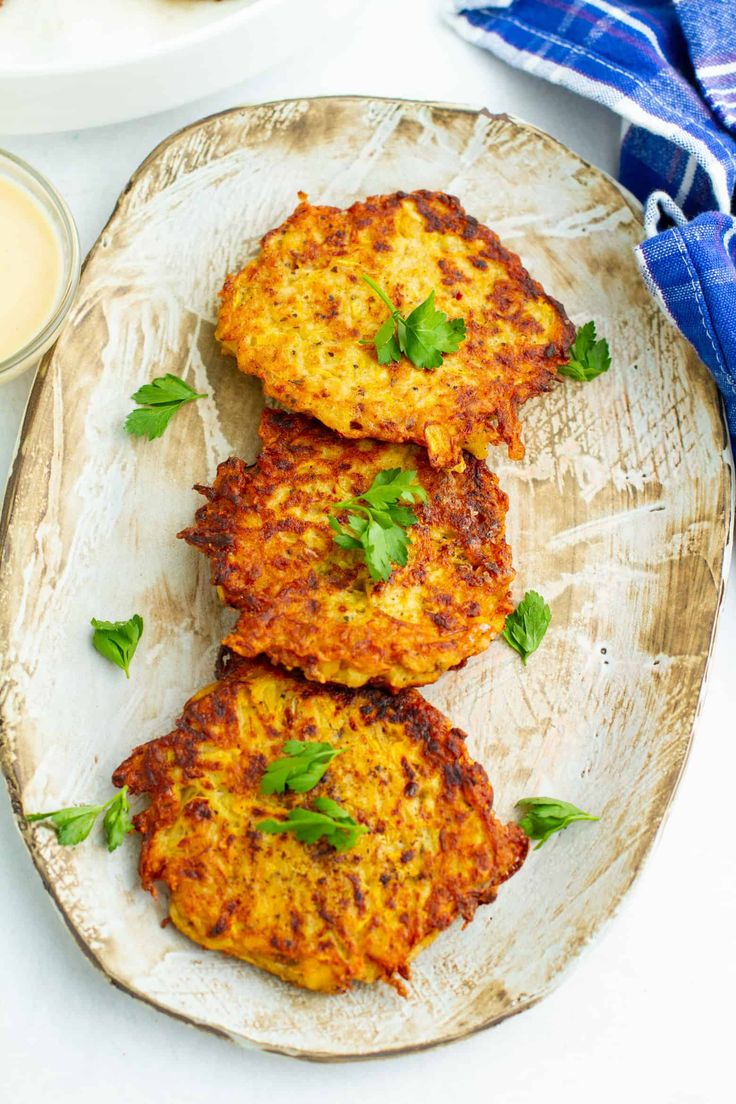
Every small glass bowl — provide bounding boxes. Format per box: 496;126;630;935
0;149;80;384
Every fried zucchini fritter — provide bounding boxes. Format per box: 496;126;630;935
217;190;574;468
113;656;528;994
179;409;514;690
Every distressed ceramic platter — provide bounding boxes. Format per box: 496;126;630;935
0;97;732;1060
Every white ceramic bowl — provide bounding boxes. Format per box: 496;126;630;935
0;150;80;384
0;0;356;134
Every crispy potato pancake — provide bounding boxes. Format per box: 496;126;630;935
217;190;574;468
113;656;528;994
179;409;514;690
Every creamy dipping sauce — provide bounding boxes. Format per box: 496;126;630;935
0;173;63;361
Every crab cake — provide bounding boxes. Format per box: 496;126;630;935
217;190;574;468
179;409;514;690
113;656;528;995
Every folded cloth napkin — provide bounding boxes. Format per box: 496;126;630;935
445;0;736;439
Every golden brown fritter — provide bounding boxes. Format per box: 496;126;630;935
217;190;574;468
113;656;528;995
179;409;514;690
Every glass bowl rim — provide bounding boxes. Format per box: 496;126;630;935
0;148;81;378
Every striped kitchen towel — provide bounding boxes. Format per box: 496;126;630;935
445;0;736;439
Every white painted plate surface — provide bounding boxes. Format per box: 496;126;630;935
0;98;731;1059
0;0;355;134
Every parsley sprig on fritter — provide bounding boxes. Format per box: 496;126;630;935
257;797;367;853
260;741;342;795
329;468;428;582
361;274;466;370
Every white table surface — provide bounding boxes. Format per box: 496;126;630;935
1;2;734;1099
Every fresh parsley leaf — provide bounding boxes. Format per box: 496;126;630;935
102;788;135;851
257;797;367;853
398;292;467;370
124;373;206;440
27;786;135;851
260;741;342;795
90;614;143;678
124;404;181;440
502;591;551;664
130;375;205;407
26;804;102;846
558;321;611;381
329;468;428;582
516;797;599;849
361;275;466;370
374;313;402;365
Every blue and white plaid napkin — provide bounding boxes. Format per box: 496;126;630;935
445;0;736;439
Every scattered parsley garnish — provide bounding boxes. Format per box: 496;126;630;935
260;741;342;795
329;468;428;582
90;614;143;678
257;797;367;853
516;797;599;849
27;787;134;852
124;373;206;440
558;321;611;381
361;274;466;370
502;591;551;664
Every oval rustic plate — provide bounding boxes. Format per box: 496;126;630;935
0;97;732;1060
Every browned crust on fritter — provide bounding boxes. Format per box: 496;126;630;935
113;657;528;994
178;409;514;690
216;190;575;467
